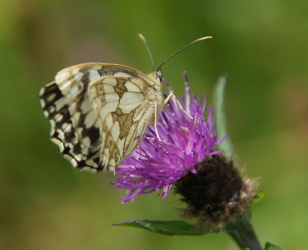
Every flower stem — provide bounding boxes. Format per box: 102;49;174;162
225;215;262;250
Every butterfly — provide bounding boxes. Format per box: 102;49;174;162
39;35;211;173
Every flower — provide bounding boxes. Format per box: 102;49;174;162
114;73;226;203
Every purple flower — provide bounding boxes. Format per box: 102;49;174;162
115;73;226;203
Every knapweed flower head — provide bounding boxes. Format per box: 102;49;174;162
174;154;258;229
115;73;226;203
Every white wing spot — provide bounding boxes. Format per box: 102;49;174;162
103;83;115;93
73;72;83;82
55;71;70;84
80;97;91;113
111;121;120;141
54;113;63;122
125;80;142;92
99;101;118;118
54;98;65;111
71;111;81;127
105;93;119;103
131;78;145;90
114;72;132;77
82;136;91;147
103;77;117;86
119;92;144;113
105;113;113;130
60;79;74;91
84;110;96;128
88;70;101;82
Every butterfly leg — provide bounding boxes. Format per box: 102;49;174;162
164;93;193;119
154;102;162;140
153;93;193;141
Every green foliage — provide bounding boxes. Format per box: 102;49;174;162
213;75;238;161
114;220;209;236
251;191;265;205
264;242;284;250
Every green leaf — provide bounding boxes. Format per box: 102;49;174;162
113;220;215;236
213;75;238;162
251;191;265;205
264;242;284;250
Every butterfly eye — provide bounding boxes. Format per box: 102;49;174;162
156;71;162;82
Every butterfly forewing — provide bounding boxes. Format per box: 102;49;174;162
40;63;161;172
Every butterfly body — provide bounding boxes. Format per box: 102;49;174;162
40;63;162;172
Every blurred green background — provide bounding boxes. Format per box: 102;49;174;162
1;0;307;249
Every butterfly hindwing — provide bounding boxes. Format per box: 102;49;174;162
88;75;157;170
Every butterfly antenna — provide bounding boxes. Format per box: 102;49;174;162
139;34;155;72
156;36;212;72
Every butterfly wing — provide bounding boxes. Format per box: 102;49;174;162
39;63;161;172
88;74;159;171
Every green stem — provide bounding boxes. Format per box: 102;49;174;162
225;215;262;250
